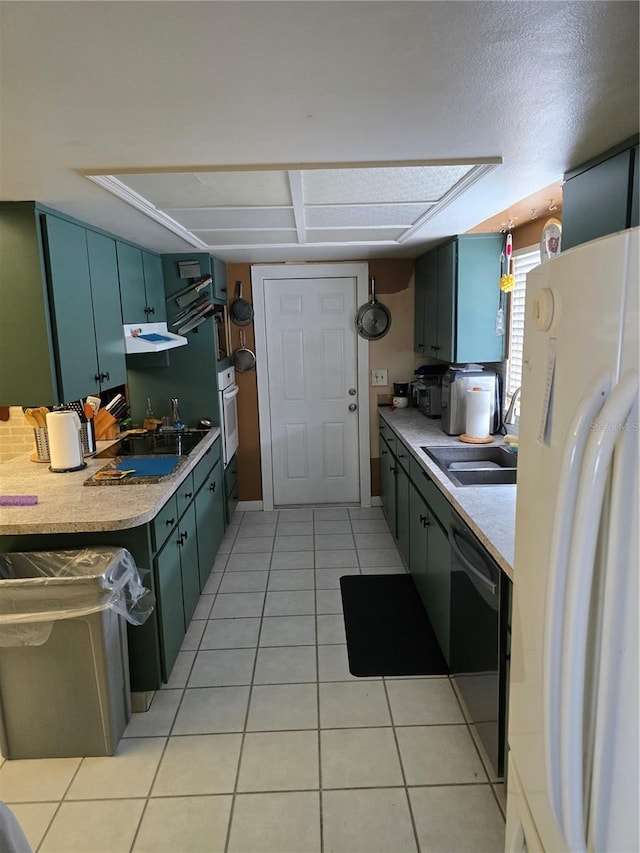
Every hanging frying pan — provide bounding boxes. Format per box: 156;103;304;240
230;280;254;327
355;277;391;340
232;329;256;372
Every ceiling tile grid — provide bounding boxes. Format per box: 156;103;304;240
89;162;499;253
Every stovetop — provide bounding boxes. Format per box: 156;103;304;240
94;429;210;459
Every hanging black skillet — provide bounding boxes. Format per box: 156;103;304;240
355;277;391;340
230;280;254;326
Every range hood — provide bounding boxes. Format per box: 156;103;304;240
123;322;188;354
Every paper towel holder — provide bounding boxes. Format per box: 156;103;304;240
46;410;88;473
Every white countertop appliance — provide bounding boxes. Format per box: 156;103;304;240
440;364;498;434
505;228;638;852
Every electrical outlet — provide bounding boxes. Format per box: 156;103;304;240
371;368;388;387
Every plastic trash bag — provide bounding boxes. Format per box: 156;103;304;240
0;547;155;647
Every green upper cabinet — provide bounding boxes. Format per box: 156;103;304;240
562;135;639;251
44;215;127;401
211;255;228;303
142;251;167;321
414;233;504;364
0;203;126;405
85;231;128;392
117;242;166;324
126;252;225;427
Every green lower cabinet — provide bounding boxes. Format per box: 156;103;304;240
179;503;200;628
408;479;452;665
195;459;225;588
154;531;186;683
224;454;238;524
380;437;396;535
426;511;451;664
409;482;429;602
395;460;410;566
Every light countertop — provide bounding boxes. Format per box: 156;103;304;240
378;407;515;580
0;428;221;535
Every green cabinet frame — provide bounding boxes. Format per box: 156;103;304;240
562;135;640;250
408;471;452;664
414;233;504;363
117;242;167;324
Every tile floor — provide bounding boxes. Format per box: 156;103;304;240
0;507;506;852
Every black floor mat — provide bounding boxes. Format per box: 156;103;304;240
340;574;449;677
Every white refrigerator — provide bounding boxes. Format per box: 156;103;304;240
505;228;639;852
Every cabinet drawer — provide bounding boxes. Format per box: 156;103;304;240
176;473;195;518
152;495;178;552
378;419;397;455
410;458;451;528
192;439;220;493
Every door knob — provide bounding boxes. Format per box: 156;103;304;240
348;388;357;396
348;403;357;412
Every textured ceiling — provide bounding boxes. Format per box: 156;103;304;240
0;1;637;261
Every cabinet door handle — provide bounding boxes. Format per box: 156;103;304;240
176;535;183;546
209;482;216;492
144;305;155;315
183;492;193;500
96;372;110;383
381;450;388;456
182;530;188;542
165;517;175;527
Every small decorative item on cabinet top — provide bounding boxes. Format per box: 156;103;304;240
540;217;562;261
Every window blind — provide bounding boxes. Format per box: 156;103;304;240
506;247;540;405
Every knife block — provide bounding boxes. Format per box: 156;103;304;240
94;410;118;440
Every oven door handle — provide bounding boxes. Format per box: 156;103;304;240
448;526;498;595
223;385;239;401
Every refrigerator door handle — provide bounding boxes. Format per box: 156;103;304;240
589;393;639;852
542;367;612;834
560;370;639;853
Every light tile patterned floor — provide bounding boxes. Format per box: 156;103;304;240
0;507;506;852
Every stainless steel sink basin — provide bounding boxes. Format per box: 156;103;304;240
421;445;517;487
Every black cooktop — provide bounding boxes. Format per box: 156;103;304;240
94;430;210;459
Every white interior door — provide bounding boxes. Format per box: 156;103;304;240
252;263;370;508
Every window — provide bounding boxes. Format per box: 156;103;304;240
506;246;540;409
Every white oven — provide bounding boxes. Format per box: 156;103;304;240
217;365;239;466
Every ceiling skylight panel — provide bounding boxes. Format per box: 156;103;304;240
193;229;299;246
169;208;295;230
119;170;292;208
301;165;474;205
305;203;431;228
305;227;404;243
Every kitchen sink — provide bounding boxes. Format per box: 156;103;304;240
421;445;517;487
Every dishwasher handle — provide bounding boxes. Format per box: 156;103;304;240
448;525;498;595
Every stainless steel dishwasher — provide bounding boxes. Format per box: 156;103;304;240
448;512;509;779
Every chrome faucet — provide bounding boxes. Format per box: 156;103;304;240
171;398;182;429
504;387;521;426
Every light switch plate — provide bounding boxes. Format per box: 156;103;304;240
371;368;388;386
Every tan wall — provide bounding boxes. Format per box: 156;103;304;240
512;211;562;251
229;259;415;502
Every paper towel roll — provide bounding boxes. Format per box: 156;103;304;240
46;411;84;471
465;387;491;438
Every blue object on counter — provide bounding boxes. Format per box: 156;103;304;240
115;457;181;477
137;333;172;342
